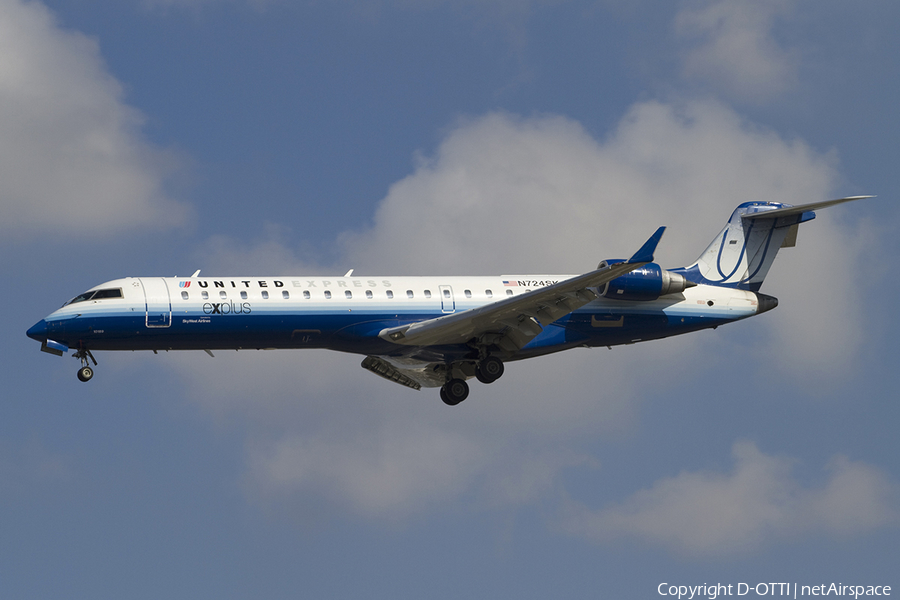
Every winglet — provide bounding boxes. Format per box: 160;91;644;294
628;226;666;264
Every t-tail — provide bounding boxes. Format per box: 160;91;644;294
671;196;873;292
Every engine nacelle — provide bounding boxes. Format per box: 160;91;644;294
598;261;695;301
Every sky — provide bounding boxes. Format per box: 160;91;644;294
2;0;899;597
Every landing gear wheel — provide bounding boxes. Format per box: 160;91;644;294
73;348;97;382
475;356;504;384
77;366;94;382
440;378;469;406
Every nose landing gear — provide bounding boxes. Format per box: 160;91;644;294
77;366;94;382
73;348;97;382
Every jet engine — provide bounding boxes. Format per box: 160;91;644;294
598;260;695;301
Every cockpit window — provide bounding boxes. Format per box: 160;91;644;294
67;291;95;305
92;288;123;300
66;288;123;305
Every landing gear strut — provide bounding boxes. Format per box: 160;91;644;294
74;348;97;382
440;378;469;406
475;356;504;384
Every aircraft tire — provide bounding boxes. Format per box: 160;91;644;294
77;366;94;382
441;379;469;405
476;356;504;384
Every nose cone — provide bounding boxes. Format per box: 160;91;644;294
755;293;778;314
27;319;49;342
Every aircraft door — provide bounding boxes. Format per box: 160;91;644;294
140;278;172;328
440;285;455;313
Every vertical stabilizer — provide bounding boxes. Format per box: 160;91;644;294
671;196;871;291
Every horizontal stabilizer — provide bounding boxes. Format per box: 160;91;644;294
742;196;874;220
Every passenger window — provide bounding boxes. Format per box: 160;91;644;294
202;291;209;300
240;291;248;300
506;289;513;296
345;291;352;299
181;291;189;300
424;290;432;298
443;289;450;298
486;290;493;298
303;291;310;299
325;291;332;299
366;290;373;299
261;291;269;299
464;290;472;298
386;290;393;299
407;290;414;299
219;291;227;299
282;291;290;299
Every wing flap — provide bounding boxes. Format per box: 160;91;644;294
360;355;423;390
360;355;454;389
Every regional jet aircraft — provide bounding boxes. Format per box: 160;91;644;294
27;197;870;405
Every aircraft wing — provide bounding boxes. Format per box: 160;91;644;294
378;227;666;351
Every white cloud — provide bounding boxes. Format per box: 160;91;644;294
245;423;485;517
242;408;594;517
160;347;629;517
0;0;186;240
340;102;836;275
159;344;597;517
560;441;898;556
194;223;328;276
674;0;797;103
759;214;868;380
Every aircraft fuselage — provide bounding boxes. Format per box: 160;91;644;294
27;275;765;365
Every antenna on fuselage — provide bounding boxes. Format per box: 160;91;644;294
344;269;354;277
191;269;201;277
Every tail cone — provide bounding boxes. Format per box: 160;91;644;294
755;293;778;314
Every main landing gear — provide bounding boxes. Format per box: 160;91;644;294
475;355;504;384
74;348;97;382
440;379;469;406
439;356;505;406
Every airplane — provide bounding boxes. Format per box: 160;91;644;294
26;196;871;405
